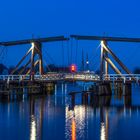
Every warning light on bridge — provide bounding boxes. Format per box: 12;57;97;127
70;64;77;72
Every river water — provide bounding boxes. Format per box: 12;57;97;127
0;83;140;140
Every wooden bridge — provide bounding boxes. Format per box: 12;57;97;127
0;35;140;95
0;73;140;83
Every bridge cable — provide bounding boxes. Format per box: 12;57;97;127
89;43;101;62
5;47;8;65
0;47;6;63
62;41;64;69
43;53;52;72
94;63;100;73
67;39;70;66
44;50;55;64
43;49;56;72
88;43;101;71
70;38;73;64
43;58;51;72
75;39;78;65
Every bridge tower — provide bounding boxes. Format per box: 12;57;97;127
99;40;132;95
0;35;69;80
100;40;132;80
11;42;43;76
30;42;43;75
70;35;136;95
81;49;85;71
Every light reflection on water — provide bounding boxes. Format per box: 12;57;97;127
65;106;86;140
30;115;36;140
0;84;140;140
71;118;76;140
100;122;105;140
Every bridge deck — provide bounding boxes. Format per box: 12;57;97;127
0;73;139;84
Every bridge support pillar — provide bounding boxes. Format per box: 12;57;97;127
90;95;111;107
124;95;132;107
82;93;89;104
41;82;55;94
123;83;132;96
71;95;75;107
98;82;112;96
113;83;123;96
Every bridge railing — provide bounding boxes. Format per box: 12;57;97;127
65;73;100;81
2;73;140;83
0;74;66;81
0;75;30;81
35;73;65;80
0;73;100;82
103;74;140;82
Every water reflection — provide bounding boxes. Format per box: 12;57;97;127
66;105;111;140
30;97;36;140
1;84;140;140
100;108;109;140
65;106;86;140
29;96;44;140
30;115;37;140
100;122;106;140
67;88;136;140
71;118;76;140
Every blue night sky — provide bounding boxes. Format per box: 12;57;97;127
0;0;140;72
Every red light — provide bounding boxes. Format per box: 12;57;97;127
70;64;77;72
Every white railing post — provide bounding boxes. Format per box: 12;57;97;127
123;77;126;84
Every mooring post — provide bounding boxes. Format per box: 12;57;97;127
71;95;75;107
124;95;132;107
123;83;132;96
98;82;112;96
